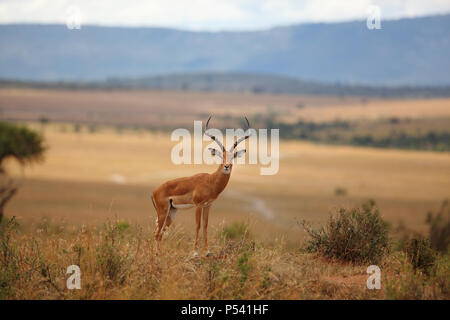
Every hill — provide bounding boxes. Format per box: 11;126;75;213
1;14;450;85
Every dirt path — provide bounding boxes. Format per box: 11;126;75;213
224;190;275;221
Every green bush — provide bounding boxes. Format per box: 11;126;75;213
426;200;450;253
96;221;131;283
73;124;81;133
0;217;20;298
116;221;130;232
405;238;436;275
301;200;389;264
385;256;426;300
219;222;252;241
433;254;450;295
237;251;251;286
334;186;348;196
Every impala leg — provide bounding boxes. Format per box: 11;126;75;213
194;206;202;257
153;211;162;254
154;202;170;243
154;217;163;242
202;206;211;256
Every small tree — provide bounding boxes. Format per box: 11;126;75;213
0;122;46;222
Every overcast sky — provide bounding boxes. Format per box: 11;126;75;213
1;0;450;31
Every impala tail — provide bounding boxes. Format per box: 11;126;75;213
150;194;157;210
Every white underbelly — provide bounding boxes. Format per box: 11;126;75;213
172;203;195;210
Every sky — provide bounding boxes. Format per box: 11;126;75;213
0;0;450;31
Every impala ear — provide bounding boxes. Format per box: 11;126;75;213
233;149;246;159
208;147;223;159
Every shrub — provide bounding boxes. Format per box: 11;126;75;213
385;257;426;300
392;220;410;251
426;200;450;253
88;125;98;134
0;217;20;298
334;186;347;196
39;116;50;126
96;221;131;283
237;251;251;286
433;254;450;295
73;124;81;133
116;221;130;232
301;200;389;264
219;222;252;241
405;238;436;275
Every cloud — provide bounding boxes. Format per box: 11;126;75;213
0;0;449;30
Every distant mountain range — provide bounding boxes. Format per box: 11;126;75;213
0;14;449;86
2;73;450;98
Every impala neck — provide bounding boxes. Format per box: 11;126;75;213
211;164;231;194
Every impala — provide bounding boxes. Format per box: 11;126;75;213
151;116;251;257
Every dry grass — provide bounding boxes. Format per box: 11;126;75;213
290;98;450;122
1;218;448;300
1;88;449;300
2;88;449;127
0;88;357;127
5;124;449;239
0;120;449;299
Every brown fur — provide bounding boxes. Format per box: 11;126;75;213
152;152;233;255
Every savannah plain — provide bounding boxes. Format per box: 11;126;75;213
0;88;449;299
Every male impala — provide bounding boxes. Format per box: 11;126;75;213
151;116;251;257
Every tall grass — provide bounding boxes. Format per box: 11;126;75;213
0;212;448;300
426;200;450;253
